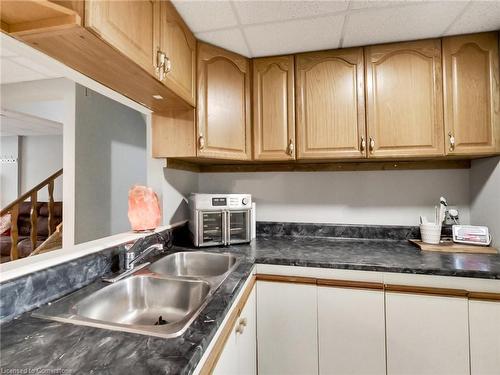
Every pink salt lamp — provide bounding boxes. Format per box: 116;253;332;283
128;185;161;232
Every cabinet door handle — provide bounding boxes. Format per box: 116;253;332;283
235;322;244;334
156;50;166;81
448;132;455;152
287;139;294;156
164;57;172;75
239;317;247;327
198;134;205;150
360;137;366;152
369;137;375;153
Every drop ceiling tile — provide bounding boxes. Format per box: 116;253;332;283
233;0;349;25
244;15;344;57
171;0;238;32
445;1;500;35
0;58;48;84
196;28;251;57
343;1;468;47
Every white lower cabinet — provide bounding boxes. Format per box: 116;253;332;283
318;286;386;375
469;299;500;375
386;292;470;375
213;286;256;375
257;280;318;375
237;286;257;375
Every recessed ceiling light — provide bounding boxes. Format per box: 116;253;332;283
152;94;163;100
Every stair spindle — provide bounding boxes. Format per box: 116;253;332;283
30;192;38;253
10;204;19;261
48;180;55;235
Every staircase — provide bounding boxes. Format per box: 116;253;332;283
1;169;63;262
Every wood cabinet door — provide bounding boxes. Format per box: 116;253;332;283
296;48;366;159
318;286;386;375
155;0;196;106
365;40;444;158
469;300;500;375
236;285;257;375
253;56;295;160
257;281;318;375
386;292;469;375
197;42;251;160
85;0;154;74
443;32;500;155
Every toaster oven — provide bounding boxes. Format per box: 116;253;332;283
188;193;252;247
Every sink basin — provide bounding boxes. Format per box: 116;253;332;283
149;251;238;278
33;276;211;338
33;251;238;338
75;276;210;326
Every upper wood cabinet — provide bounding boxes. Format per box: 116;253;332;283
443;32;500;155
365;40;444;158
296;48;366;159
197;42;251;160
85;0;155;75
154;0;196;106
253;56;295;161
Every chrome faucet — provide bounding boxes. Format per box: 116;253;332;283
125;243;163;270
103;235;166;283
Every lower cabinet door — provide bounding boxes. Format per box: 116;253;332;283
212;284;256;375
212;326;238;375
318;286;386;375
257;280;318;375
237;286;257;375
469;299;500;375
386;292;470;375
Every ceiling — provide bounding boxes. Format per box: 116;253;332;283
0;42;62;84
0;108;63;136
172;0;500;57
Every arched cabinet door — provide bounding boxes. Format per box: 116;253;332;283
443;32;500;156
253;56;295;161
365;40;444;158
197;42;251;160
154;0;196;106
296;48;366;159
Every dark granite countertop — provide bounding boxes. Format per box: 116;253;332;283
2;236;500;375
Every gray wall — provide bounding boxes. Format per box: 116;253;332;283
198;169;471;226
75;85;147;244
470;157;500;247
19;135;63;202
0;136;20;207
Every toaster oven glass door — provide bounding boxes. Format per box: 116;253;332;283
200;211;226;246
228;210;251;244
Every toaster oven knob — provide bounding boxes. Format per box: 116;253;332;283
242;197;249;205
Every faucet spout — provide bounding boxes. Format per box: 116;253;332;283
128;243;164;269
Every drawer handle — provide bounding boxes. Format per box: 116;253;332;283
448;132;455;152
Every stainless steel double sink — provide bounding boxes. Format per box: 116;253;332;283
33;251;239;338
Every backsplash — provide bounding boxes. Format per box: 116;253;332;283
257;222;452;241
0;229;172;323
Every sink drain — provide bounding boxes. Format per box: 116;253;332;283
154;316;168;326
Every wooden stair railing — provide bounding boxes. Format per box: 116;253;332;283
1;168;63;261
